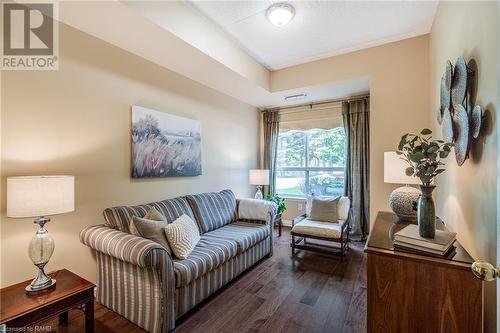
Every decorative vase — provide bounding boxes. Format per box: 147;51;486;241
417;185;436;238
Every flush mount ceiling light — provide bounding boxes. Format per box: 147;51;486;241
266;3;295;27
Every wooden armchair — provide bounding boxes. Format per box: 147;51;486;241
290;196;351;260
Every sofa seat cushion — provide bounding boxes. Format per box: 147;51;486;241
103;197;195;233
173;235;238;288
203;221;270;253
186;190;238;234
291;218;345;239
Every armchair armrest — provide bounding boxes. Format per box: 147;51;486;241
80;225;170;268
292;213;307;227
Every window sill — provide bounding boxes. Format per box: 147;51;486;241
278;195;343;200
280;196;307;201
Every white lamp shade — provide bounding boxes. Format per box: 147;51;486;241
7;176;75;218
249;169;269;186
384;152;420;185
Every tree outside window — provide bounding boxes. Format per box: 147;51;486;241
276;127;346;198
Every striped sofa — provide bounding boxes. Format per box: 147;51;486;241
80;190;277;333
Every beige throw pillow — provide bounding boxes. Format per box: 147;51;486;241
131;208;172;254
129;207;166;236
164;214;200;259
308;196;341;223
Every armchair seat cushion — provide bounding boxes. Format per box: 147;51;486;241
203;221;270;253
173;235;238;288
291;218;346;239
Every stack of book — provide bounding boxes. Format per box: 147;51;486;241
393;225;457;257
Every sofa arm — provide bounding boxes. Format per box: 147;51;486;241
80;225;170;268
82;225;176;332
237;198;278;224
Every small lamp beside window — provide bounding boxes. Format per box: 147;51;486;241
384;152;421;223
249;169;269;199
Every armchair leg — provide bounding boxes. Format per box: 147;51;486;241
346;227;351;252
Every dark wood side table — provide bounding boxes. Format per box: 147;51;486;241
365;211;483;333
1;269;95;333
274;213;282;237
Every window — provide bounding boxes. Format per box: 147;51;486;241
276;127;346;198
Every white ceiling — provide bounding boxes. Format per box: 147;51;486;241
190;1;438;70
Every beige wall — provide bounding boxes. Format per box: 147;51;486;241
0;24;259;287
271;35;430;227
282;198;305;222
429;2;498;331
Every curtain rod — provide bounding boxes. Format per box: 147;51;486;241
278;104;342;116
260;94;369;113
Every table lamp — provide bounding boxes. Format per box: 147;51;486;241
384;152;420;223
249;169;269;199
7;175;75;293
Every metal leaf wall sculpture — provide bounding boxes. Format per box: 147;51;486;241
438;56;482;166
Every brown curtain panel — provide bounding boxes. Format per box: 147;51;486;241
263;110;280;195
342;98;370;240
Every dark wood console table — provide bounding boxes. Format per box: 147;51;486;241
365;211;483;333
0;269;95;333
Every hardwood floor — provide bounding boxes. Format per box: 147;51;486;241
33;228;367;333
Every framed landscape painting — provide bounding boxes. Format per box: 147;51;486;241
132;105;202;177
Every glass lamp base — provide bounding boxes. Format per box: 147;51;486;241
254;186;263;199
25;277;56;294
26;217;56;294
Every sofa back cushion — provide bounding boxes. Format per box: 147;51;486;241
186;190;237;233
103;197;195;233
